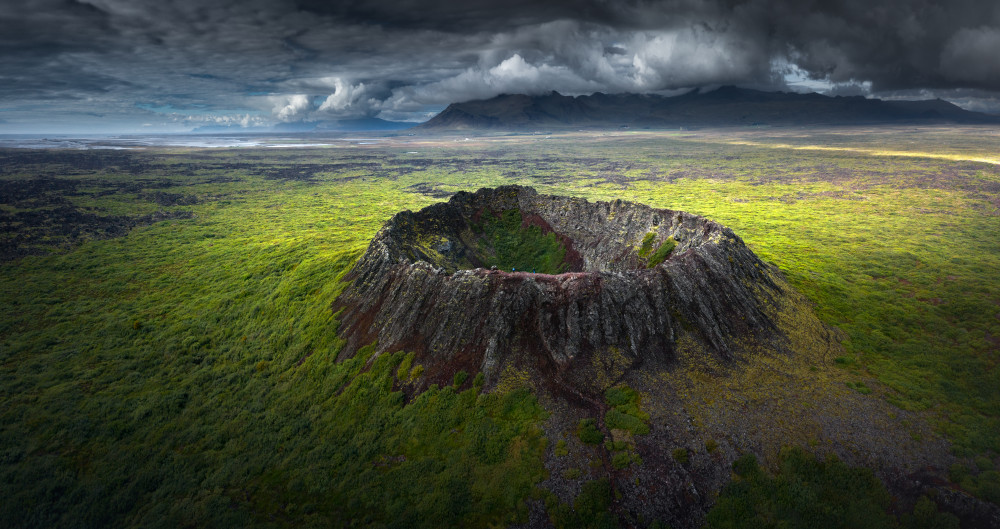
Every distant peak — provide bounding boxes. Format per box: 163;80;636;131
701;85;757;96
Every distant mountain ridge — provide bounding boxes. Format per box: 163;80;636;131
417;86;1000;130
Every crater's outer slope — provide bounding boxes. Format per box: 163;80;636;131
334;186;786;388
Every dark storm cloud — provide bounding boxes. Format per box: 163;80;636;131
293;0;633;32
0;0;112;53
764;0;1000;91
0;0;998;131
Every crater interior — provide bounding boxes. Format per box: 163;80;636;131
382;186;701;275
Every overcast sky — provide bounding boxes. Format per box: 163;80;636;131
1;0;999;133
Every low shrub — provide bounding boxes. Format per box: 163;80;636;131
578;419;604;445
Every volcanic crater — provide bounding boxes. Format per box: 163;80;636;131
335;186;789;391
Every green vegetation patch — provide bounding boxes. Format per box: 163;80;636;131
546;478;619;529
561;467;582;480
637;230;677;268
603;386;650;436
605;409;648;436
647;237;677;267
612;450;642;469
949;462;1000;505
396;351;415;380
603;439;642;469
472;209;569;274
578;418;605;445
707;448;958;529
269;352;549;527
846;381;873;394
637;231;657;258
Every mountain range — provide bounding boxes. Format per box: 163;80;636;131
417;86;1000;130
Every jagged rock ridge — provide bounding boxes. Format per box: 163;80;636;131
334;186;789;390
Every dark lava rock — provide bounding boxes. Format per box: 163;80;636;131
334;186;787;393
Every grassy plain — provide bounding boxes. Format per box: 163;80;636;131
1;126;999;526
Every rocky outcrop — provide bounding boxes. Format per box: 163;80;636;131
334;186;789;390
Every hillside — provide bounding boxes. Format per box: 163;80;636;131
417;87;1000;130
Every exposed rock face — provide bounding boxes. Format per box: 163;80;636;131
334;186;788;389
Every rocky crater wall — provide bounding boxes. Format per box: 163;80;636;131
334;186;787;389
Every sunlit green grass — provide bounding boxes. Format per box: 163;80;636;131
0;174;546;527
1;127;998;526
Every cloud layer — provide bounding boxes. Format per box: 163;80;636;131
1;0;998;131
